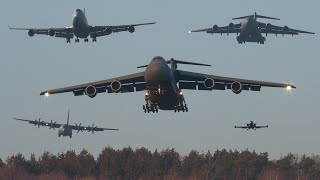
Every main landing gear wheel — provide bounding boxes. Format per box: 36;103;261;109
92;38;97;42
66;38;71;43
75;38;80;43
84;38;89;42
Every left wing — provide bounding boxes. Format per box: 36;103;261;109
13;118;62;129
40;72;146;97
258;22;315;35
235;126;248;129
256;125;268;128
190;23;241;34
90;22;155;37
176;70;295;92
69;124;119;133
8;26;74;39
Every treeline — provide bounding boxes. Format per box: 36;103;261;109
0;147;320;180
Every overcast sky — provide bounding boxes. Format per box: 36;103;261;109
0;0;319;160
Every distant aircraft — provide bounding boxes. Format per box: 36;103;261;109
235;121;268;130
9;9;156;43
14;110;119;138
189;12;315;44
40;56;296;113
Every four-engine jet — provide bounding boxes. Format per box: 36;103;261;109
40;56;296;113
9;9;155;43
189;12;315;44
14;110;119;138
235;121;268;130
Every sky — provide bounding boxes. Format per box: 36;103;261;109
0;0;319;160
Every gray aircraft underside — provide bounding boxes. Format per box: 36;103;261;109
190;12;315;44
40;56;296;113
235;121;268;130
9;9;156;43
14;110;118;138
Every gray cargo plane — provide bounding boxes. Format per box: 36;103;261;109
189;12;315;44
235;121;268;130
9;9;155;43
14;110;118;138
40;56;295;113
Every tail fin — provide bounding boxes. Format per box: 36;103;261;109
67;110;70;125
83;8;86;15
232;12;280;20
167;58;211;69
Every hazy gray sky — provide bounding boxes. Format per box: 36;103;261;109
1;0;319;160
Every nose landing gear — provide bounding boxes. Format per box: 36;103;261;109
143;104;159;113
174;103;188;113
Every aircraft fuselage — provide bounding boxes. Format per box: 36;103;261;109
58;124;72;138
238;17;265;44
72;9;90;38
144;57;185;111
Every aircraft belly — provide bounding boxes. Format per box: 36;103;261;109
149;93;179;110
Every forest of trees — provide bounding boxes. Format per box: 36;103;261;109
0;147;320;180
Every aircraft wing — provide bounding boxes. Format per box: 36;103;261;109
69;124;119;132
255;125;268;128
257;22;315;35
8;26;74;38
13;118;62;129
234;126;248;129
40;72;146;97
190;23;241;34
176;70;296;91
90;22;155;35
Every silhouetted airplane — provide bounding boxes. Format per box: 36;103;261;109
235;121;268;130
14;110;118;138
189;12;315;44
9;9;155;43
40;56;296;113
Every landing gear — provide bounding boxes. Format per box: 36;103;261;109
69;135;72;138
84;38;89;42
75;38;80;43
66;38;71;43
143;104;159;113
174;103;188;113
92;37;97;42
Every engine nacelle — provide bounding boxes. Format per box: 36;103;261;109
282;26;289;32
266;23;272;30
228;23;234;31
231;81;242;94
105;27;112;35
85;85;97;98
48;29;55;36
128;26;135;33
204;78;215;89
28;30;34;37
111;80;122;92
212;25;219;31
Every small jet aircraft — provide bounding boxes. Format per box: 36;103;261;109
189;12;315;44
40;56;296;113
235;121;268;130
9;9;155;43
13;110;118;138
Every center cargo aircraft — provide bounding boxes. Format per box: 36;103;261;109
40;56;295;113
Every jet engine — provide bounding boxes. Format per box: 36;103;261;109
231;81;242;94
128;26;135;33
228;23;234;31
85;85;97;98
266;23;272;30
105;27;112;35
204;78;215;89
111;80;122;92
28;30;34;37
282;26;289;32
48;29;55;36
212;25;219;31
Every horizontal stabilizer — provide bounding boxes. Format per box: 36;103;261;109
232;12;280;20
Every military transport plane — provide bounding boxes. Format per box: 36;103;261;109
40;56;295;113
9;9;155;43
14;110;118;138
235;121;268;131
189;12;315;44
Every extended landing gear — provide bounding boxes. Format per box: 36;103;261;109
174;103;188;113
66;38;71;43
92;37;97;42
75;38;80;43
84;38;89;42
143;104;159;113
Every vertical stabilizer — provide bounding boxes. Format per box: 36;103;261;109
67;110;70;125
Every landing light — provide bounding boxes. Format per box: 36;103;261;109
44;92;50;97
286;85;292;91
179;91;183;95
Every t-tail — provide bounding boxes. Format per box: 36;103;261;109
232;12;280;20
137;58;211;70
67;110;70;125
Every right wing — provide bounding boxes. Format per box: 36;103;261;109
234;126;248;129
190;23;241;34
8;26;74;39
69;124;119;132
13;118;62;129
256;125;268;128
40;72;146;97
